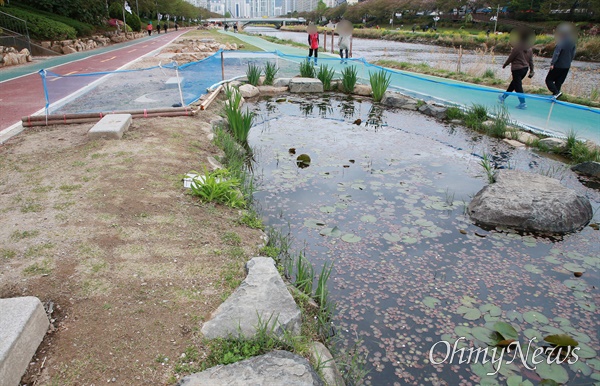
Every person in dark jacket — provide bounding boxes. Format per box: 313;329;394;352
498;30;534;109
156;23;161;34
163;23;168;33
545;24;576;100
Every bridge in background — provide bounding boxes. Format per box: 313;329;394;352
206;17;305;28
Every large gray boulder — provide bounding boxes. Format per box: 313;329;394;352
177;350;323;386
468;170;593;234
418;103;447;119
201;257;301;339
380;91;419;110
289;78;324;93
238;84;260;99
539;137;567;152
571;161;600;179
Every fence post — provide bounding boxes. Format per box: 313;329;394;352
221;51;225;81
331;30;334;54
323;30;327;52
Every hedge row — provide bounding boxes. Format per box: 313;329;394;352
3;6;76;40
10;3;94;37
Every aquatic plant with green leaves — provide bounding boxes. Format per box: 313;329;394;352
340;65;358;93
464;103;489;130
246;63;262;86
316;64;335;91
487;105;511;138
479;153;496;183
369;69;392;102
446;106;465;121
299;59;316;78
189;168;245;208
263;61;278;86
223;91;255;144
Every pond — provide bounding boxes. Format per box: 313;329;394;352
247;95;600;385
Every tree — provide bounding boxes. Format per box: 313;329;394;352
224;11;232;18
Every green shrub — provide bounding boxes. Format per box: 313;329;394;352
446;106;465;120
464;104;489;130
299;60;316;78
341;66;358;93
125;13;142;32
10;3;94;37
486;106;510;138
316;64;335;91
189;168;245;208
369;69;391;102
2;6;76;40
224;90;255;144
263;62;278;86
246;63;262;86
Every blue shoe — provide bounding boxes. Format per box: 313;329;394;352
515;103;527;110
498;94;506;103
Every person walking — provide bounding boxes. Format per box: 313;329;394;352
545;24;576;100
307;26;319;66
156;23;161;34
175;23;179;31
498;30;534;110
339;33;350;64
163;23;168;33
147;22;153;36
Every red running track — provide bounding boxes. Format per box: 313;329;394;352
0;29;189;132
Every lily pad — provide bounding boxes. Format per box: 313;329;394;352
544;334;578;348
319;226;343;238
577;343;597;359
383;233;401;242
523;311;549;325
524;264;543;274
423;296;441;309
480;304;502;317
341;233;361;243
535;362;569;384
563;279;587;291
472;326;495;345
570;360;592;376
319;206;336;213
360;215;377;223
507;375;534;386
563;262;586;273
458;307;482;321
304;218;326;228
296;154;311;168
494;321;519;340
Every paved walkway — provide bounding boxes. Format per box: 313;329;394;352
0;29;189;134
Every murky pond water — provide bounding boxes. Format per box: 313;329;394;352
247;95;600;385
245;27;600;98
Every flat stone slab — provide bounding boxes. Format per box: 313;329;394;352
201;257;301;339
380;91;419;110
177;350;323;386
418;103;447;119
468;170;593;234
352;84;372;96
289;78;324;93
257;86;288;94
88;114;132;140
309;342;345;386
503;138;526;148
273;78;292;87
0;297;49;386
539;137;567;152
165;77;183;89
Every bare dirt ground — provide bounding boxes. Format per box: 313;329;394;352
0;108;263;384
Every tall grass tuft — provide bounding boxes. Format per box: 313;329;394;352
223;91;254;144
341;65;358;93
299;59;316;78
189;168;245;208
487;105;510;138
446;106;465;120
480;153;496;183
263;62;278;86
246;63;262;86
369;69;392;102
464;104;489;131
316;64;335;91
293;253;315;296
482;68;495;78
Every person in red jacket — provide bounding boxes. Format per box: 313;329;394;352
146;22;153;36
307;25;319;66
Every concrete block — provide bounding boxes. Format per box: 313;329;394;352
289;78;323;93
165;77;184;89
0;297;49;386
257;86;288;95
88;114;132;140
273;78;292;87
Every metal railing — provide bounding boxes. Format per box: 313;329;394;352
0;10;32;52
